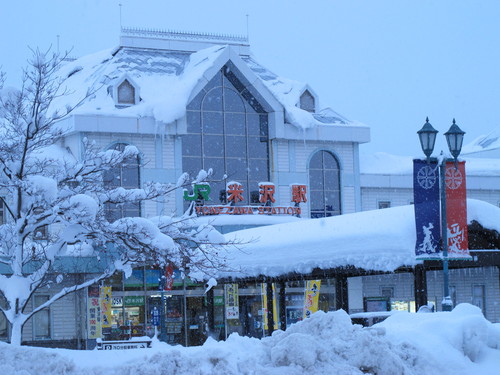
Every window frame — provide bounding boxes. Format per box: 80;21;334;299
32;294;52;340
308;150;341;218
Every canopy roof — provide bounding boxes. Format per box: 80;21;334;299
212;199;500;280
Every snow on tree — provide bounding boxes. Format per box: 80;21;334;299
0;49;229;346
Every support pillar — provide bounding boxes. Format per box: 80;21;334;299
206;287;215;332
414;264;428;311
335;276;349;312
279;281;286;331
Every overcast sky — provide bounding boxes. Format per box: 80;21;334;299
2;0;499;156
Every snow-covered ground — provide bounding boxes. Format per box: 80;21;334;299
0;303;498;375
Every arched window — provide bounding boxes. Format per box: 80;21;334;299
117;79;136;105
183;64;269;208
103;143;141;221
309;151;341;218
300;90;315;113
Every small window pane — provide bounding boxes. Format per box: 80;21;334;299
224;113;245;135
182;134;202;157
186;111;201;133
309;152;323;170
203;158;224;180
203;135;224;158
249;159;268;181
226;158;247;180
300;90;315;112
324;170;340;190
226;136;247;158
204;71;223;92
323;153;340;170
224;89;245;113
183;157;203;177
202;112;223;134
202;88;223;112
118;80;135;105
248;137;268;159
247;114;261;135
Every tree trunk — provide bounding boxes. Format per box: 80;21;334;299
10;319;23;346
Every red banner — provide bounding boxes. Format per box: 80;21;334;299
445;161;469;257
164;264;174;291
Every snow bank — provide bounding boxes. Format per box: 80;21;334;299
0;304;498;374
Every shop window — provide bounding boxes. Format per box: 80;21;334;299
378;201;391;209
184;64;269;208
299;90;315;113
103;143;141;221
472;285;485;313
117;79;136;105
309;150;341;218
33;295;51;339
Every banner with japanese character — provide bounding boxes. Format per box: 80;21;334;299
413;159;441;258
445;161;469;257
87;286;101;339
100;286;112;332
224;284;239;320
262;283;278;331
303;280;321;319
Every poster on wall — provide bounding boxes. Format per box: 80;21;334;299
87;286;101;339
224;284;239;320
100;286;112;335
303;280;321;319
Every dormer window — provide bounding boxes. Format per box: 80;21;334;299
300;90;315;113
117;80;135;105
113;77;140;107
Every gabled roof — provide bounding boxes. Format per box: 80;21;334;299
50;31;357;131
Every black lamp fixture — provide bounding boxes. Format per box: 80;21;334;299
417;117;438;161
444;119;466;161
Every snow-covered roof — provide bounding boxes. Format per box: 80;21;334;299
50;29;358;131
360;152;500;176
215;199;500;280
462;126;500;155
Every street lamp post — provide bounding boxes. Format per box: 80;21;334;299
417;118;465;312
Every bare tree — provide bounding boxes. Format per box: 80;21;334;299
0;49;229;345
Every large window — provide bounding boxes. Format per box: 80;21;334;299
183;64;269;206
309;150;341;218
103;143;141;221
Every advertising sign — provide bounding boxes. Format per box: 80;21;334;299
224;284;239;320
87;286;101;339
262;283;278;331
445;161;469;257
303;280;321;319
413;159;441;258
100;286;112;331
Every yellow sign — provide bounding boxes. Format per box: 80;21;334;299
100;286;112;328
303;280;321;319
262;283;278;331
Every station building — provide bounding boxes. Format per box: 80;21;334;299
1;28;499;348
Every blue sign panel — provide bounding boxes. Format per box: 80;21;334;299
413;159;441;258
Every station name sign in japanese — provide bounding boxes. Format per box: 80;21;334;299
183;182;307;216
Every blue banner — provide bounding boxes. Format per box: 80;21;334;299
413;159;441;258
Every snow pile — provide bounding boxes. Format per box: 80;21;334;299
0;304;498;374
